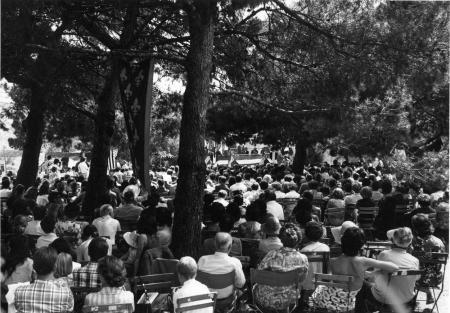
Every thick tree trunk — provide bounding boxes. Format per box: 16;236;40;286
82;62;119;219
16;86;45;188
118;58;154;192
292;137;308;175
171;2;215;259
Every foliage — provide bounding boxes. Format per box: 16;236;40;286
385;139;449;193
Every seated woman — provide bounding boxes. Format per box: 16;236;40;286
255;224;308;311
237;200;265;239
84;256;134;311
293;198;320;242
55;202;88;249
411;214;445;303
258;216;283;255
3;235;33;285
54;252;73;287
325;188;346;226
311;227;399;313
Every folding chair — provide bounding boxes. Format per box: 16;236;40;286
83;303;133;313
363;241;392;258
250;268;304;313
151;258;179;276
196;270;237;313
357;207;379;240
71;287;101;313
412;252;448;313
344;204;357;222
302;251;330;274
118;220;138;232
134;272;180;305
311;273;354;313
175;292;217;313
366;269;423;313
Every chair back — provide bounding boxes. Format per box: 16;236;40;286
118;220;138;232
250;268;304;287
344;204;357;222
314;273;353;289
175;292;217;313
363;241;392;258
325;207;345;226
83;304;133;313
411;252;448;265
388;269;423;283
196;270;235;290
71;287;101;313
302;251;330;273
134;273;179;294
151;258;179;275
357;207;379;226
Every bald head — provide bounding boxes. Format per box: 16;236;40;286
215;232;232;253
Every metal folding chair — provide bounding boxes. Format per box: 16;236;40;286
311;273;354;313
83;303;133;313
250;268;304;313
412;252;448;313
197;270;237;313
175;292;217;313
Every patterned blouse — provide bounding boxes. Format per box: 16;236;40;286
411;235;445;287
254;247;308;310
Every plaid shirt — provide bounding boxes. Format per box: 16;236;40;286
72;262;101;288
14;279;74;313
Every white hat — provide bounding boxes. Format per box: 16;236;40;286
331;221;357;245
123;231;138;248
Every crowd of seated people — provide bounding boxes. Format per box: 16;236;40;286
0;159;448;313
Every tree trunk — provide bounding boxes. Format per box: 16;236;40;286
16;86;45;188
118;58;154;192
292;137;308;175
82;61;119;219
171;2;216;259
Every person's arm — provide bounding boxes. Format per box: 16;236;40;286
233;258;246;288
362;257;399;272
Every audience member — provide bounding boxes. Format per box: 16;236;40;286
259;216;282;255
36;215;58;248
14;247;74;313
3;235;33;285
92;204;121;245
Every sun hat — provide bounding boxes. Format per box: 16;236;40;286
331;221;357;245
261;216;281;235
386;227;413;248
123;231;138;248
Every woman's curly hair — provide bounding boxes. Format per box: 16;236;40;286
98;256;126;287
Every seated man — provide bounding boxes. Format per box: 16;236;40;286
92;204;121;245
36;215;58;248
356;227;420;312
15;247;74;313
198;233;245;304
73;237;109;288
173;257;213;313
202;214;242;257
114;190;143;224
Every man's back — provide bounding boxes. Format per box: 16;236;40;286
92;216;120;244
372;249;419;304
114;203;142;222
197;252;245;299
266;200;284;220
15;279;74;313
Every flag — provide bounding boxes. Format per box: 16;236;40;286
107;149;118;172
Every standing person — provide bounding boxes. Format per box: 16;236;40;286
14;247;74;313
77;157;89;180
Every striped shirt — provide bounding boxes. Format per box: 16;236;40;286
73;262;101;288
14;279;74;313
84;287;134;311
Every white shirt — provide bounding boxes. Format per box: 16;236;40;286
76;238;113;262
36;233;58;248
92;215;121;244
266;200;284;220
78;161;89;178
24;221;45;236
173;279;213;313
274;191;286;199
229;182;248;194
123;184;140;199
36;195;49;207
213;198;229;207
284;191;300;199
198;252;246;299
